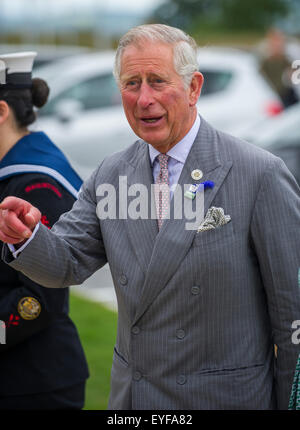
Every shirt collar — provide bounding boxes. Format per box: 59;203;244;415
149;115;200;166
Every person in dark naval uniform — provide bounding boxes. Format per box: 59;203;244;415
0;52;89;409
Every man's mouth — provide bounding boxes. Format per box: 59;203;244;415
141;116;163;123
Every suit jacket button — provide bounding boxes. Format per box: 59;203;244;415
133;371;142;381
176;375;187;385
176;329;185;339
132;326;140;335
191;286;200;295
119;274;128;285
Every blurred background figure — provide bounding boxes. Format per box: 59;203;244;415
259;28;299;108
0;52;89;409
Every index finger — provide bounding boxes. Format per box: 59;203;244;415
0;196;31;212
0;196;41;227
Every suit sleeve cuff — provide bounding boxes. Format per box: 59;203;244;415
8;223;40;258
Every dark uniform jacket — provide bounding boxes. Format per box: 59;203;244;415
0;132;89;396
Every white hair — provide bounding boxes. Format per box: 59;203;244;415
113;24;199;89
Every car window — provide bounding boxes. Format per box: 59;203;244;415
39;73;121;116
200;70;233;96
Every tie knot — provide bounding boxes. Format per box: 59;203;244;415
157;153;169;170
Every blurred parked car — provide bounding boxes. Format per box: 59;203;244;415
32;51;137;179
196;47;283;137
32;48;283;180
244;102;300;184
0;43;92;68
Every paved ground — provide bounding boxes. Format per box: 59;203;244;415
72;264;117;311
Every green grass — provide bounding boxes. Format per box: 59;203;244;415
69;292;118;410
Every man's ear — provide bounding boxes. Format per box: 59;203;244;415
0;100;9;125
189;72;204;106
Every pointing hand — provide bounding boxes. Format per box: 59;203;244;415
0;197;41;244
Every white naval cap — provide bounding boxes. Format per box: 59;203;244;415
0;51;37;88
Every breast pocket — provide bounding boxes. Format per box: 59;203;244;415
192;221;234;247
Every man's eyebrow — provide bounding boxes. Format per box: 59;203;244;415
120;71;168;81
120;74;140;82
148;72;169;80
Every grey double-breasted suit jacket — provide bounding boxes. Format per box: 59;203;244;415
5;117;300;409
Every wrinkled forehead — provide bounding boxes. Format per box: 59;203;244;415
122;38;175;56
120;40;175;72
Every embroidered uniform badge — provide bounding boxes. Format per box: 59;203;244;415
17;297;41;320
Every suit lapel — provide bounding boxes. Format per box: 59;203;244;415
132;117;233;325
124;142;158;275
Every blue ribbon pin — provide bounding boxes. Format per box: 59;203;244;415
184;180;215;199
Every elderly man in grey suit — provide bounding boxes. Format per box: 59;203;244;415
0;24;299;410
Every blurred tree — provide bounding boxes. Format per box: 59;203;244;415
149;0;220;30
149;0;289;33
220;0;289;31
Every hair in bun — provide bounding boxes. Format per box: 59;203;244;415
31;78;50;108
0;77;50;128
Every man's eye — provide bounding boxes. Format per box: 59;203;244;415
150;78;166;87
127;80;138;87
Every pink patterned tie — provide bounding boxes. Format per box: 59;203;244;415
155;154;170;230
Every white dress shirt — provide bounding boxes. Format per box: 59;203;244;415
148;115;200;198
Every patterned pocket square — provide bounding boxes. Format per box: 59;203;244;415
197;206;231;233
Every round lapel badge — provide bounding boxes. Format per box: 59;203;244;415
191;169;203;181
18;297;41;320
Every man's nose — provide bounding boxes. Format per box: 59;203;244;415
137;83;155;109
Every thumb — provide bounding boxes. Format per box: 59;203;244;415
24;212;38;230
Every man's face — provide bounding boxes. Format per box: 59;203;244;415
119;41;203;153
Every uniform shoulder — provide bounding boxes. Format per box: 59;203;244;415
3;173;72;199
